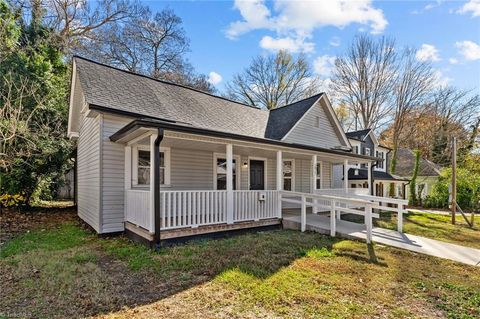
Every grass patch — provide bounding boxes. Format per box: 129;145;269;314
1;216;479;319
0;223;89;258
374;211;480;249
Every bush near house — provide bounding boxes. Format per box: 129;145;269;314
424;167;480;211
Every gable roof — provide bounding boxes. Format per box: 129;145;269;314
345;128;371;141
346;168;407;181
264;94;323;140
393;148;441;177
70;56;347;148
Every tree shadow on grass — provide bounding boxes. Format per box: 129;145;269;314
0;221;344;319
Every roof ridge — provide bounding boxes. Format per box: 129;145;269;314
269;93;324;111
73;55;265;112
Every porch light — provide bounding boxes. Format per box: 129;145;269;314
242;161;248;168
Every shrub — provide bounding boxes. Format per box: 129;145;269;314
0;193;26;209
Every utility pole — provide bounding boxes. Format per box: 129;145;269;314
451;137;457;225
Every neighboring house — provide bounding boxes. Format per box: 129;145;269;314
393;148;441;200
67;57;393;245
332;129;408;199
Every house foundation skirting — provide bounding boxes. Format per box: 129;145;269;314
124;219;282;247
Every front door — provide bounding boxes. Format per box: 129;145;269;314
249;160;265;190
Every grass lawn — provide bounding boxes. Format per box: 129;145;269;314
0;209;479;319
373;210;480;250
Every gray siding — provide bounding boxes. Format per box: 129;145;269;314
77;112;101;232
283;102;344;149
101;115;130;232
170;148;214;190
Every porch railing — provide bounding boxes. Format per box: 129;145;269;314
125;189;151;231
315;188;370;196
233;190;279;222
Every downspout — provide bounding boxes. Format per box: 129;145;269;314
154;128;164;248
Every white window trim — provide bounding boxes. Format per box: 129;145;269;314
282;159;295;191
132;145;171;187
247;156;268;190
213;153;241;190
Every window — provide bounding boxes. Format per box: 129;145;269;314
315;162;322;189
376;151;384;169
215;156;238;190
314;116;320;128
365;147;371;156
283;160;294;191
354;146;359;154
135;147;170;186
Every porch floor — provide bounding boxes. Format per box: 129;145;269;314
282;212;480;266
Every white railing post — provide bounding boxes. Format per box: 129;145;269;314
276;150;283;217
330;200;336;237
301;195;306;232
365;203;372;244
344;159;349;191
367;162;372;196
226;144;234;224
398;204;404;233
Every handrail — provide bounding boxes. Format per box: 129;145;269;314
280;190;372;205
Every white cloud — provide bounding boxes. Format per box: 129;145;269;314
457;0;480;17
415;44;440;62
259;35;314;53
226;0;387;52
208;72;223;85
433;70;452;88
313;55;336;78
455;40;480;60
449;58;459;64
329;36;341;47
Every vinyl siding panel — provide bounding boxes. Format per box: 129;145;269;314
284;102;343;149
169;148;214;190
101;115;131;233
77;112;100;232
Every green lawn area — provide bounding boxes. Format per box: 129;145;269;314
374;210;480;249
1;211;479;319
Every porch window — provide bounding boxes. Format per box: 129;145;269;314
283;160;294;191
315;162;322;189
215;158;238;190
135;147;170;186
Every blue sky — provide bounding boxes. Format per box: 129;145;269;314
146;0;480;93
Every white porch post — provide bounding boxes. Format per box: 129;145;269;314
276;150;283;217
343;159;349;191
149;133;157;233
367;162;372;195
226;143;234;224
311;155;317;214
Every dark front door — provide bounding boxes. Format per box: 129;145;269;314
249;160;265;190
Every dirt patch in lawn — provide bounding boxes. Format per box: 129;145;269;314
0;204;77;245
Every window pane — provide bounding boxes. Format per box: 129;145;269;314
160;167;165;185
160;152;164;167
138;167;150;184
138;150;150;167
283;161;292;177
216;158;236;190
316;163;321;178
284;178;292;191
316;179;320;190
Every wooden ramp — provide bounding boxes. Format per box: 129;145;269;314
283;213;480;267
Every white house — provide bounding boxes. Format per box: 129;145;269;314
67;57;407;246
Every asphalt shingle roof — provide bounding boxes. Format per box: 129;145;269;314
74;56;323;141
345;129;371;141
346;168;405;181
392;148;441;177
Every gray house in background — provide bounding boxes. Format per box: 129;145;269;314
332;129;408;198
67;56;406;245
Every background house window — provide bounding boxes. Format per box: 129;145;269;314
365;148;371;156
283;160;294;191
136;149;168;185
376;151;384;169
354;146;359;154
216;158;237;190
315;162;322;189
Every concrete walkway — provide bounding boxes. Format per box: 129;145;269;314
283;213;480;267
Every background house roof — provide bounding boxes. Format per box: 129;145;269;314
346;168;406;181
74;56;326;141
393;148;442;177
345;129;371;141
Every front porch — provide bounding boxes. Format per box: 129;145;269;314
114;128;404;244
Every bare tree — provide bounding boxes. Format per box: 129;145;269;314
331;35;397;130
225;50;320;109
389;48;435;176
